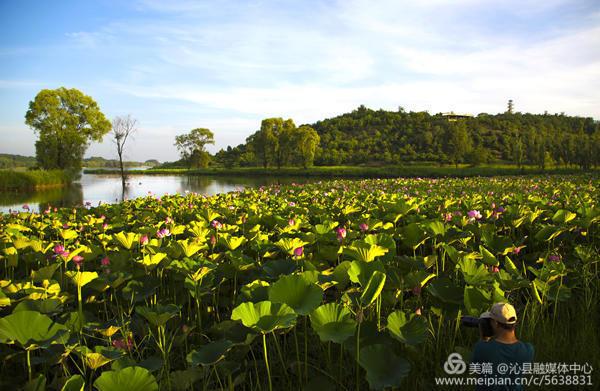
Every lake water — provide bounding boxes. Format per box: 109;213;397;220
0;172;314;213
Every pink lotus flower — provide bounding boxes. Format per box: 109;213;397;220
112;337;134;351
101;256;110;266
359;223;369;232
288;218;295;226
293;246;304;257
513;246;524;255
288;201;296;207
53;244;66;255
211;220;222;230
140;235;149;245
489;265;500;273
467;210;482;220
72;255;84;268
22;204;30;210
444;213;453;222
335;227;347;241
156;228;171;238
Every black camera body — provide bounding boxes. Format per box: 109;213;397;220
461;316;494;338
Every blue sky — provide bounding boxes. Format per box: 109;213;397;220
1;0;599;162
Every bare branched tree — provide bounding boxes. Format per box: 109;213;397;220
112;115;138;190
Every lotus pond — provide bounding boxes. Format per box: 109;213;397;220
0;175;599;390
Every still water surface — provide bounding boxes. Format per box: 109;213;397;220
0;172;313;213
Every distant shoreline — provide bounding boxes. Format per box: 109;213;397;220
83;165;598;179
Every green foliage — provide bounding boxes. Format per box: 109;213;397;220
174;128;215;168
93;366;158;391
25;87;111;170
215;106;600;169
0;175;598;389
0;169;70;190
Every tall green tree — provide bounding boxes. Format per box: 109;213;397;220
446;121;471;168
174;128;215;168
295;125;320;168
25;87;111;170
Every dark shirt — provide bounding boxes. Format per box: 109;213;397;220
471;339;535;390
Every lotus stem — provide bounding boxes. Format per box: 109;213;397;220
355;320;362;391
263;333;273;391
293;326;302;382
26;349;32;382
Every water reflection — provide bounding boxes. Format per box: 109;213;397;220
0;173;311;213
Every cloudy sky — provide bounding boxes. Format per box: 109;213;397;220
1;0;599;162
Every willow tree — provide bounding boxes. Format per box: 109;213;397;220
295;125;320;168
25;87;111;171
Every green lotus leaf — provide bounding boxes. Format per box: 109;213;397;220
24;374;46;391
464;286;493;316
14;298;62;314
343;242;388;263
268;274;322;315
31;263;61;282
479;245;498;266
399;223;428;250
114;232;139;250
239;280;270;303
136;304;180;327
274;237;308;256
61;374;84;391
426;277;463;305
2;246;18;267
65;271;99;287
348;260;384;287
262;258;297;278
60;229;79;241
458;258;492;286
0;310;69;349
387;310;428;345
360;271;386;307
309;303;356;344
218;234;247;251
187;339;233;366
552;209;576;224
139;253;167;269
358;344;411;390
231;301;297;333
177;239;205;257
0;291;11;307
93;366;158;391
12;237;30;250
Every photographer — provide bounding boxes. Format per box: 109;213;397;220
470;302;535;390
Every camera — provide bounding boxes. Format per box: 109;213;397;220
461;316;494;338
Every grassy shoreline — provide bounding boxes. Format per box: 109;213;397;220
0;169;71;191
84;165;596;178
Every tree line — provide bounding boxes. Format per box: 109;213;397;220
22;88;600;172
215;105;600;169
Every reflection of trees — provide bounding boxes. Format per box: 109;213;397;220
184;175;309;191
0;183;83;211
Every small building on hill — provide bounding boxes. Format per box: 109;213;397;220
442;112;473;121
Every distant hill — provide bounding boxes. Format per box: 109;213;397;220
0;154;160;169
311;106;599;166
212;106;600;169
0;154;36;169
